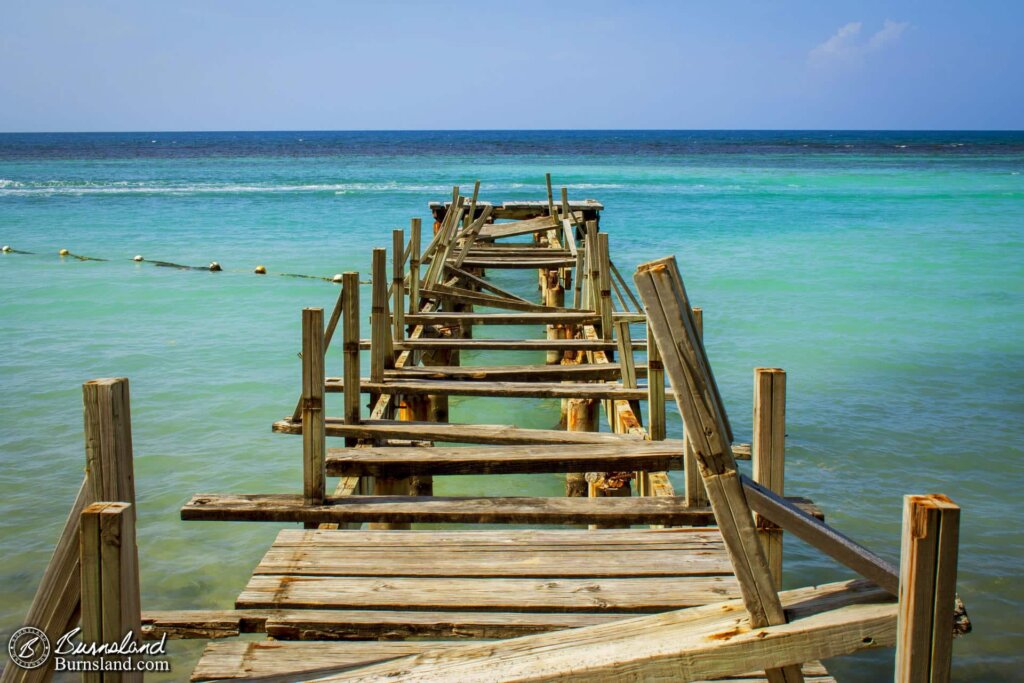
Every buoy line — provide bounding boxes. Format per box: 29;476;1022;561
1;247;345;283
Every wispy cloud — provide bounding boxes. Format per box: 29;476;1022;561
809;19;910;67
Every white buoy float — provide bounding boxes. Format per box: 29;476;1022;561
133;255;144;262
1;245;11;253
59;248;69;256
209;261;222;272
332;273;344;283
254;265;267;274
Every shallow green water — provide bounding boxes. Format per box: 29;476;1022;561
1;131;1021;680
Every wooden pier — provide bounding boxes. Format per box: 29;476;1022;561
4;179;969;682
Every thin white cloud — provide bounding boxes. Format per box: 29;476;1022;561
809;19;910;67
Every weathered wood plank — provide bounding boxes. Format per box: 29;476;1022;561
273;417;648;444
192;641;469;682
362;338;647;351
236;574;740;612
307;580;893;682
420;285;576;312
182;493;820;526
477;214;559;239
404;311;601;326
326;377;671;401
194;640;834;683
386;362;645;382
456;257;579;269
635;256;801;683
741;476;897;595
272;527;727;547
325;442;685;477
254;546;732;578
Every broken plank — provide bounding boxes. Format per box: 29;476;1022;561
308;579;891;683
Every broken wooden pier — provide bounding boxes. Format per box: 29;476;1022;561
5;179;968;683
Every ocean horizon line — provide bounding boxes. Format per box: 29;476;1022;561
2;127;1023;135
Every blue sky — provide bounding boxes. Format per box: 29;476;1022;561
1;0;1021;131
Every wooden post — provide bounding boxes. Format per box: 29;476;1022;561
635;256;802;683
409;218;421;315
545;172;555;217
83;378;137;509
598;233;613;343
393;229;405;343
342;272;361;445
585;221;600;316
896;494;961;683
647;322;666;442
565;398;597;498
0;379;138;683
544;270;565;365
302;308;326;511
684;307;709;509
80;502;141;683
371;248;394;384
753;367;786;589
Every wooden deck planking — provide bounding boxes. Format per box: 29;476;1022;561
236;575;741;612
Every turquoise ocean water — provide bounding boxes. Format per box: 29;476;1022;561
0;131;1021;680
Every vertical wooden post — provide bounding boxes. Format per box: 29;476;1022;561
684;307;709;509
647;322;666;442
342;273;361;445
598;233;613;343
393;229;405;343
302;308;326;511
753;367;786;589
544;270;565;365
83;378;137;509
2;378;138;683
409;218;421;315
80;502;141;683
896;494;961;683
585;221;600;314
565;398;598;498
545;172;555;217
370;249;394;409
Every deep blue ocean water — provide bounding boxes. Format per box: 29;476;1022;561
1;130;1021;680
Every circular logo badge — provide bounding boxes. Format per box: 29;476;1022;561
8;627;51;670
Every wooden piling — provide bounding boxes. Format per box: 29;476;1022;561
565;398;598;498
598;233;613;343
80;501;142;683
895;494;961;683
302;308;326;510
409;218;421;314
393;229;405;343
371;249;394;386
342;273;361;443
753;367;786;589
647;322;666;442
684;307;708;509
544;269;565;365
